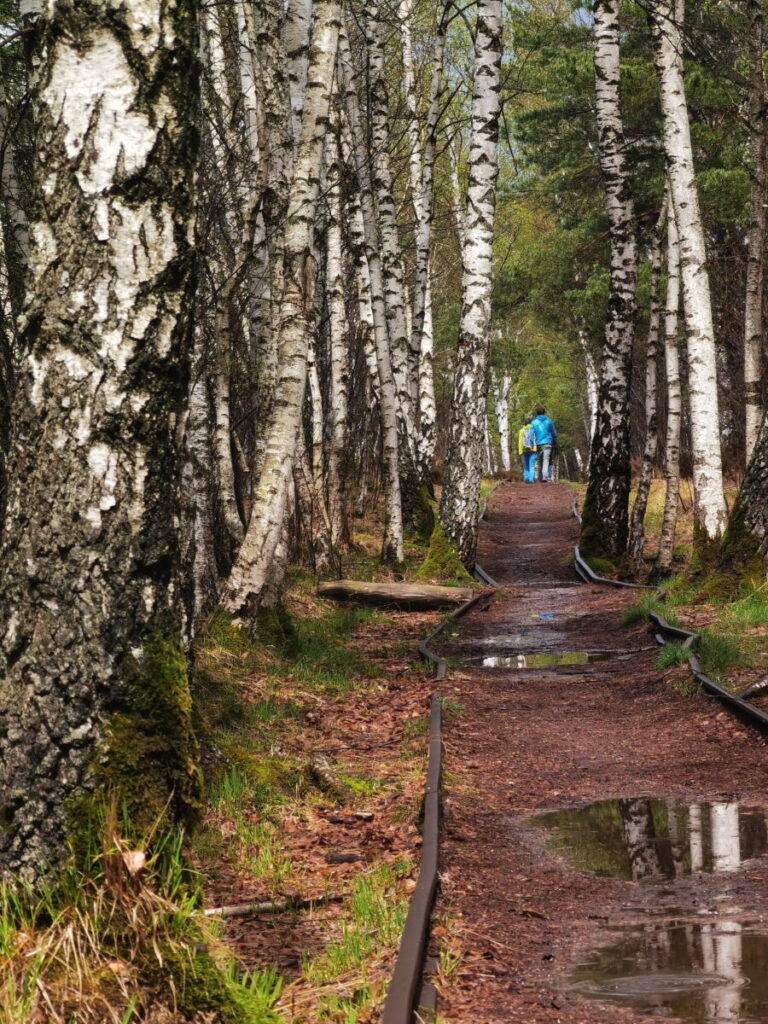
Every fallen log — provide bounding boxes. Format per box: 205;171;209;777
317;579;479;609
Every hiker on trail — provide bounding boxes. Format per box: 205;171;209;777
518;416;537;483
531;406;557;482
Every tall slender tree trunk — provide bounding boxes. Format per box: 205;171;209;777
629;199;667;569
493;370;511;472
439;0;503;567
400;0;447;481
364;7;420;512
340;32;403;561
0;0;199;879
649;0;727;543
656;200;682;577
325;128;350;549
580;0;638;561
744;0;766;464
222;0;343;618
579;329;599;468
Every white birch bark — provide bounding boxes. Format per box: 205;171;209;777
284;0;314;149
340;37;404;560
656;200;682;576
222;0;343;618
439;0;503;566
581;0;638;559
400;0;447;479
325;128;350;547
365;8;418;467
744;0;766;463
0;0;199;877
579;329;599;466
629;199;667;568
493;370;511;472
649;0;727;541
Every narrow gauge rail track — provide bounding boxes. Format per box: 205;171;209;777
384;492;768;1024
571;499;768;735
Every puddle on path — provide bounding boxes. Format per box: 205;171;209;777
529;797;768;880
478;651;612;668
572;922;768;1022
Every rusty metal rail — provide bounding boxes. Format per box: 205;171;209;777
383;487;501;1023
571;496;768;734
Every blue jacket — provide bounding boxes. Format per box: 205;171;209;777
531;414;557;446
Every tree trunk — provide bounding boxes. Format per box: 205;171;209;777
340;32;404;561
656;200;682;577
364;7;420;513
579;329;599;468
580;0;638;561
649;0;727;543
325;127;350;550
222;0;342;618
744;0;766;464
400;0;447;482
0;0;199;879
493;371;511;472
629;199;667;569
439;0;503;567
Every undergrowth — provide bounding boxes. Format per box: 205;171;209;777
0;802;284;1024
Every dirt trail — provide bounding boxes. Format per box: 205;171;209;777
434;482;768;1024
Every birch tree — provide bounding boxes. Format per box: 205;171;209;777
655;200;682;578
439;0;503;566
580;0;638;561
0;0;199;879
649;0;727;543
629;200;666;569
400;0;447;480
744;0;766;463
222;0;343;619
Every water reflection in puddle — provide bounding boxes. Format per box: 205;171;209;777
529;798;768;880
480;651;612;668
572;922;768;1022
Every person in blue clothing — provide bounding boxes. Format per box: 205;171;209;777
530;405;557;482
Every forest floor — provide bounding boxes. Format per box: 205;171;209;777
431;481;768;1024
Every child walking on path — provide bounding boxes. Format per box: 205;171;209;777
518;417;537;482
530;406;557;481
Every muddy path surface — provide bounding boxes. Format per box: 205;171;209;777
433;482;768;1024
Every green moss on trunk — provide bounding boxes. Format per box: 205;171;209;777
96;631;203;831
578;485;615;564
417;519;475;585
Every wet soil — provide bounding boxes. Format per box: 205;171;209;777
434;481;768;1024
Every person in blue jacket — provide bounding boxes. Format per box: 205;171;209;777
530;405;557;482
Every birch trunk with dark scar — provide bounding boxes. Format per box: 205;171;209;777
649;0;726;542
0;0;199;880
181;333;219;633
284;0;313;149
656;201;682;577
199;4;247;560
744;0;766;463
340;35;403;561
439;0;502;566
629;199;666;569
222;0;342;619
400;0;446;480
365;8;419;505
325;127;350;548
580;0;637;560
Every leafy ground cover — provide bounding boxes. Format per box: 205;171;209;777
620;478;767;694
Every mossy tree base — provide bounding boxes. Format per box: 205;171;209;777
417;519;476;586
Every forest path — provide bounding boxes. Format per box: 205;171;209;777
433;481;768;1024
